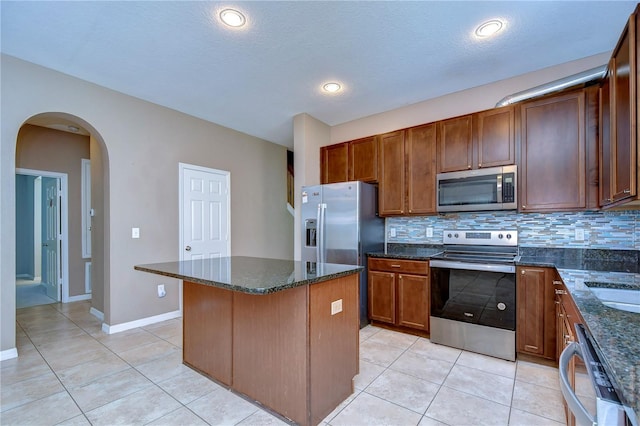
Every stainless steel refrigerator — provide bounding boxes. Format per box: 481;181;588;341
301;181;384;327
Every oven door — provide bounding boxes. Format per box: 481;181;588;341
430;260;516;331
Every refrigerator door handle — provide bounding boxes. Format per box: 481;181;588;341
317;203;327;263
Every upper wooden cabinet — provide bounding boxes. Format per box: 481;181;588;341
320;142;349;184
600;8;639;208
476;106;516;169
379;130;406;215
437;115;473;172
406;124;437;215
320;136;378;184
519;91;588;212
349;136;378;182
379;124;437;216
437;106;515;173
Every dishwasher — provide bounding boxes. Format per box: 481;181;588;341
559;324;636;425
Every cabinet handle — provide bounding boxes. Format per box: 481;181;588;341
555;289;567;295
521;270;525;275
467;165;472;169
553;280;563;286
522;205;526;209
391;264;401;268
478;163;482;167
623;189;631;194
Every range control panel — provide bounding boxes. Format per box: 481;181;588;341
442;229;518;246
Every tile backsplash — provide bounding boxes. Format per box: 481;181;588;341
386;210;640;250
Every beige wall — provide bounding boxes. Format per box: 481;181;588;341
1;54;294;353
292;113;330;260
90;136;106;314
16;124;90;298
330;53;611;144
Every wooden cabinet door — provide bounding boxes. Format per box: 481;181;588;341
368;270;396;324
397;273;429;331
379;130;406;216
437;115;473;173
600;66;613;206
475;106;515;168
611;19;637;202
406;123;437;215
520;91;586;212
516;267;556;360
349;136;378;183
321;142;349;184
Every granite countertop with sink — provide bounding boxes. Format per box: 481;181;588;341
516;248;640;423
135;256;362;295
369;245;639;422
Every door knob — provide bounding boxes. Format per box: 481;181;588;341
185;246;191;251
42;243;48;247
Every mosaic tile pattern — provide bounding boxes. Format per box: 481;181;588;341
386;210;639;250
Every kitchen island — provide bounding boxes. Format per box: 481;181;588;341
135;257;363;426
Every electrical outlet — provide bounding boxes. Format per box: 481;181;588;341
132;227;140;239
575;228;585;241
331;299;343;315
389;228;397;238
157;284;166;298
426;227;433;238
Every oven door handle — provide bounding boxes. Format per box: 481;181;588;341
429;260;515;274
559;342;596;426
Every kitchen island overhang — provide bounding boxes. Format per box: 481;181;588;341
135;257;363;426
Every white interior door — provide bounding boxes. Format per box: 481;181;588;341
180;164;230;262
42;177;60;301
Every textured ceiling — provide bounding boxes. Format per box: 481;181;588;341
1;1;637;149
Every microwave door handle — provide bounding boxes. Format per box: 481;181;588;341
496;174;503;203
559;342;596;426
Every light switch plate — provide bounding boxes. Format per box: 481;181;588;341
331;299;343;315
426;227;433;238
575;228;584;241
389;228;396;238
132;227;140;239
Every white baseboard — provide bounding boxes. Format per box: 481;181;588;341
89;307;104;321
1;348;18;361
287;203;295;217
67;294;92;303
102;310;182;335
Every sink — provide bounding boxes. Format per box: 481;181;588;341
586;285;640;314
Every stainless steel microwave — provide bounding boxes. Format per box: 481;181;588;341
436;165;517;212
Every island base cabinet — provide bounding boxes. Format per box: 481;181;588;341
183;275;359;426
233;285;309;424
183;282;232;386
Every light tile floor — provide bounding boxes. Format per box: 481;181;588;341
1;301;567;425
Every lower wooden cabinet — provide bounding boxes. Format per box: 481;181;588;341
368;258;429;333
554;274;585;426
516;266;557;360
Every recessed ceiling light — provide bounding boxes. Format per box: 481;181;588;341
322;82;342;93
219;9;246;27
475;19;504;38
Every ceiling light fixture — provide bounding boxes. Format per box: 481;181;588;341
322;82;342;93
219;9;246;27
475;19;504;38
67;125;80;133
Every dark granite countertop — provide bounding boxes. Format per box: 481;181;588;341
367;244;443;260
135;256;363;295
511;252;640;423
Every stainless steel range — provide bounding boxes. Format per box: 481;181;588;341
430;229;519;361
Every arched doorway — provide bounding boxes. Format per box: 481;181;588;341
14;112;110;321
